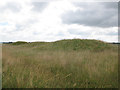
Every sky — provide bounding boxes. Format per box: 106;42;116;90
0;0;118;42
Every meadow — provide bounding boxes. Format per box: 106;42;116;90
2;39;118;88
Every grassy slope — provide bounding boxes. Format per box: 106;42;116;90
2;39;118;88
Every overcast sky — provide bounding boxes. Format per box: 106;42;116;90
0;0;118;42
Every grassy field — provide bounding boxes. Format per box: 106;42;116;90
2;39;118;88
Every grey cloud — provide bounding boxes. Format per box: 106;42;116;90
118;2;120;27
56;32;65;36
15;24;25;31
33;32;40;35
68;28;118;36
106;32;118;36
102;2;118;9
31;2;48;12
62;2;118;28
68;29;90;35
15;19;38;31
0;2;21;12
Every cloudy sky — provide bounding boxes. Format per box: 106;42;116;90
0;0;118;42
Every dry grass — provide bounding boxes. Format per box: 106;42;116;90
2;40;118;88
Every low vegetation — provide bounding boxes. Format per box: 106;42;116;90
2;39;118;88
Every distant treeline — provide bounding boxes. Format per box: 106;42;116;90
2;42;13;44
2;42;30;44
109;42;120;45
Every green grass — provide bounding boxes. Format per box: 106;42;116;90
2;39;118;88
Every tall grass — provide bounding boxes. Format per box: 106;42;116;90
2;39;118;88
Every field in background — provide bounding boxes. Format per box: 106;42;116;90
2;39;118;88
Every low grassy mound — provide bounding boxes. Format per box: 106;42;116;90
9;39;117;52
12;41;28;45
52;39;112;51
29;39;115;52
